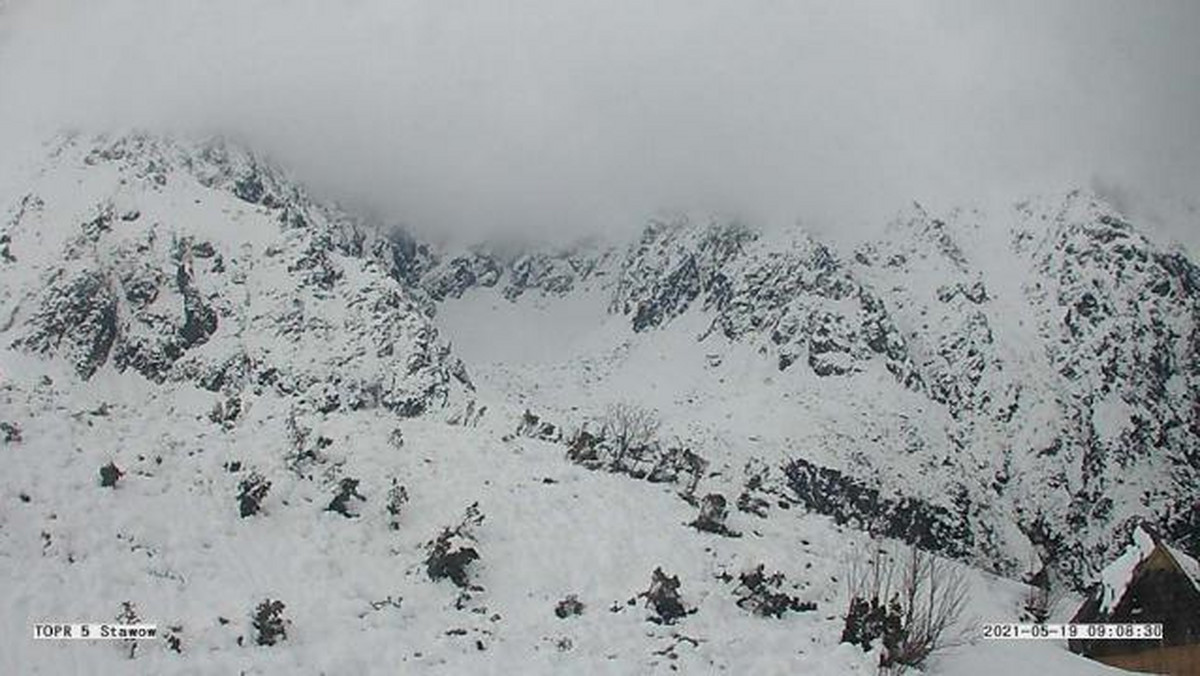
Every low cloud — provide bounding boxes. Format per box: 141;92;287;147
1;0;1197;248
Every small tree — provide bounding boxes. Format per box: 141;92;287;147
252;599;288;646
600;402;661;466
385;479;409;530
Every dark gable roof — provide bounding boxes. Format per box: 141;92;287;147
1074;524;1200;622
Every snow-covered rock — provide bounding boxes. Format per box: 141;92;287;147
1;132;472;417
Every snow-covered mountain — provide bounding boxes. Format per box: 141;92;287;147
1;132;1190;674
434;194;1200;587
1;133;473;415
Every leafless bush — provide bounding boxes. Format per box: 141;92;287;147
599;402;661;465
842;541;971;674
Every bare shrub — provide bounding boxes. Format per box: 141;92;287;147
516;409;560;441
567;405;706;496
842;541;970;674
599;402;661;465
387;427;405;448
163;624;183;654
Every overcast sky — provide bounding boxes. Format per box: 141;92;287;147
0;0;1197;248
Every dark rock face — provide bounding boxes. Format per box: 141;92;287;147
609;218;921;387
784;457;972;560
610;218;754;333
420;244;611;304
16;270;119;379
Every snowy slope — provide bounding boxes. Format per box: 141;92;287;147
0;132;1178;674
0;368;1120;674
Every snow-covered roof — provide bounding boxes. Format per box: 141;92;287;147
1096;524;1200;615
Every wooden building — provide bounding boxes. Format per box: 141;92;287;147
1068;524;1200;674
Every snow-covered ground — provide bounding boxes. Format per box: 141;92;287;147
0;360;1118;674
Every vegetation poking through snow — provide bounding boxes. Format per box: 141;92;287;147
688;493;741;538
326;477;366;518
99;462;123;488
641;568;694;625
598;402;660;465
0;421;21;443
425;503;485;590
554;595;585;619
841;543;970;673
252;599;288;646
385;478;409;530
387;427;405;449
567;410;707;494
736;459;780;518
163;625;184;654
237;472;271;518
515;409;561;441
729;565;816;618
116;601;140;658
